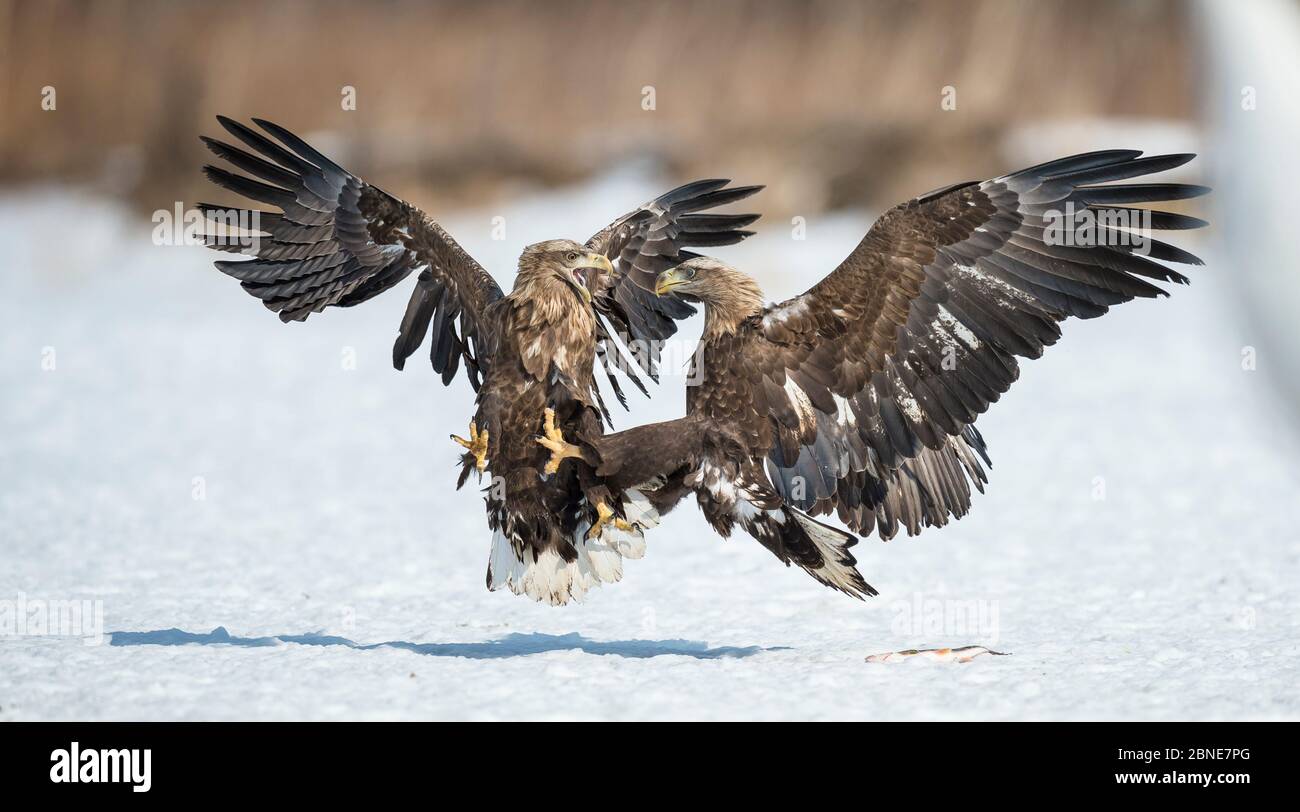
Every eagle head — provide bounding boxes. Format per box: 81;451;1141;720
654;256;760;302
518;239;613;305
655;257;765;338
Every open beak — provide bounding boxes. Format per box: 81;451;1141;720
655;266;690;297
571;253;613;303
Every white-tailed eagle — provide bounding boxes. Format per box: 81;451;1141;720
539;151;1208;598
198;116;760;604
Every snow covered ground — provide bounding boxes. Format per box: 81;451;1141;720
1;166;1297;721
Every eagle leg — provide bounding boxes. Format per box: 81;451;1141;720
535;407;583;475
588;499;634;540
451;420;489;472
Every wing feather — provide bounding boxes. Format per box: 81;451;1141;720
742;151;1206;539
200;116;502;390
586;179;762;380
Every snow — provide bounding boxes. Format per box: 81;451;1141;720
1;169;1298;721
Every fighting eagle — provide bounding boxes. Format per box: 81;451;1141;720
538;150;1208;598
198;117;760;604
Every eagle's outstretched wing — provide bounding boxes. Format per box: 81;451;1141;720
587;179;761;384
742;151;1207;538
200;116;503;391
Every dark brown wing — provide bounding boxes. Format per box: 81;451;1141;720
587;179;761;384
200;116;503;390
745;151;1208;538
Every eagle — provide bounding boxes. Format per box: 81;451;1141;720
197;116;760;604
537;150;1208;598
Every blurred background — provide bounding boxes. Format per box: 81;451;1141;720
1;0;1201;215
2;0;1298;720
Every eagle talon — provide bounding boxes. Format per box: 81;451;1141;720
451;420;489;472
535;407;583;475
587;500;634;540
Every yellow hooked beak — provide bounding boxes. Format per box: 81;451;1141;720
655;266;692;297
571;252;613;303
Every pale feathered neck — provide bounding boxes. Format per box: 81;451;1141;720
699;267;765;341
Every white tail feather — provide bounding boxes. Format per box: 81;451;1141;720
787;509;876;597
486;510;650;605
622;487;661;530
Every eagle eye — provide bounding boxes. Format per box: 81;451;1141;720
565;252;578;262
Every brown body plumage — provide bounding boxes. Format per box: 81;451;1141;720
465;239;617;596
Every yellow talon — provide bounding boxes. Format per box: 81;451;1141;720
451;420;489;472
587;500;634;540
535;407;583;475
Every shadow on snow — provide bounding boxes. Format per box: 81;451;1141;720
107;626;783;660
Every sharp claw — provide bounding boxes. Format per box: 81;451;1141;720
453;420;489;472
538;407;580;475
588;500;633;540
